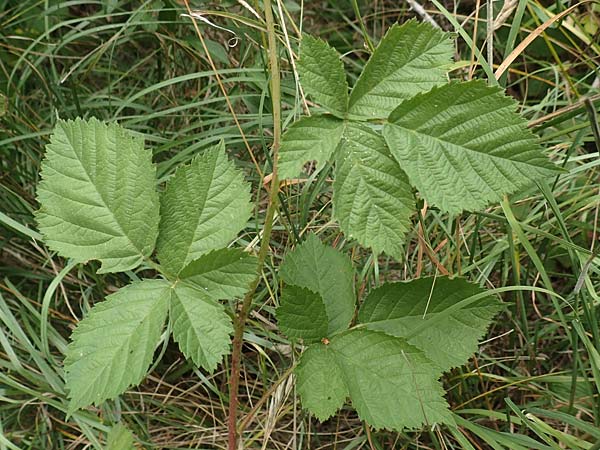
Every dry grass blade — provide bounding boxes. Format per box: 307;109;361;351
495;1;592;79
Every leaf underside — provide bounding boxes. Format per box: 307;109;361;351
297;34;349;117
334;123;414;258
348;20;453;119
36;118;160;273
65;280;170;412
156;142;253;275
383;80;560;214
296;329;453;430
279;234;355;335
359;276;503;370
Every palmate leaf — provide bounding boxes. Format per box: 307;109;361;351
348;20;453;119
156;142;253;275
36;118;159;273
170;282;233;371
279;251;500;431
297;34;348;117
333;123;414;258
279;234;355;335
179;248;257;300
383;81;560;214
278;115;345;179
296;329;453;430
359;277;503;370
65;280;170;412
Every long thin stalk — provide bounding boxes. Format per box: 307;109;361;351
351;0;374;52
182;0;264;179
227;0;281;448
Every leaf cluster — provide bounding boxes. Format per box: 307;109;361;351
33;19;561;433
277;235;502;430
279;20;559;258
36;118;256;412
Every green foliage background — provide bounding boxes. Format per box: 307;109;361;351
1;0;599;448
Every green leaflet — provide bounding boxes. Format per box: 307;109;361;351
295;344;349;421
279;234;355;335
278;115;416;257
170;282;233;371
156;141;253;275
348;20;453;119
277;285;329;343
359;277;503;370
179;248;257;300
333;123;414;258
297;34;348;117
296;329;453;430
105;423;136;450
383;80;560;214
173;249;257;369
66;277;237;411
278;115;345;179
36;118;159;273
65;280;170;413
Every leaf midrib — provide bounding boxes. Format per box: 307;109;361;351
388;124;548;170
68;288;168;406
349;36;449;110
179;151;220;273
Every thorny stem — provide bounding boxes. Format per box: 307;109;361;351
228;0;281;448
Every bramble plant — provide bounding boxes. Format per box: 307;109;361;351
34;17;561;447
37;118;257;413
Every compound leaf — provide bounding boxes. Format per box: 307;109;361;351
333;123;414;258
36;118;159;273
170;282;232;371
296;344;348;421
296;329;453;430
297;34;348;117
279;234;355;335
179;248;257;300
278;115;345;179
348;20;453;119
65;280;170;412
277;285;329;342
157;142;252;275
383;81;560;214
